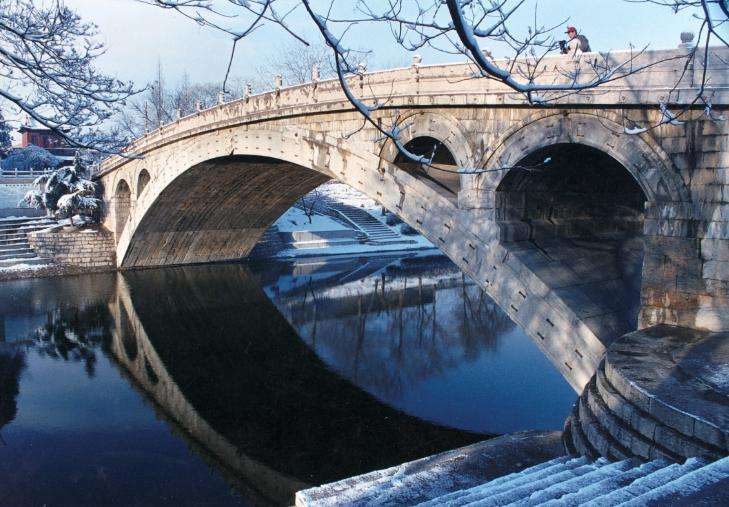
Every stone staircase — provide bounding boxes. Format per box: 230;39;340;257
0;216;55;267
318;198;403;244
297;455;729;506
297;326;729;506
421;456;729;506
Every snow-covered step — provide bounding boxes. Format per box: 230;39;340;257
0;252;37;262
0;217;44;226
296;432;568;507
537;459;672;506
297;451;729;507
454;460;604;505
0;247;32;256
0;226;54;237
415;458;582;507
566;353;727;463
0;220;54;232
0;217;57;269
0;217;53;225
0;241;31;250
523;458;640;504
0;233;30;241
618;456;729;506
0;256;50;268
320;199;401;242
582;457;708;505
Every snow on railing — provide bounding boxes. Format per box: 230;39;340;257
1;168;54;178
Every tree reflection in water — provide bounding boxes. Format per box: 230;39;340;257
28;303;112;377
0;254;574;505
0;300;111;438
262;255;515;401
0;350;24;441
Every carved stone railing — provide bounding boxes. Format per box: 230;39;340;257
96;47;729;178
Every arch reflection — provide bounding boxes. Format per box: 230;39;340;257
110;263;486;504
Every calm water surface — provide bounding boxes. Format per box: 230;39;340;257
0;253;574;506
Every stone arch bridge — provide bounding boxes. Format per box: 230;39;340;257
95;47;729;392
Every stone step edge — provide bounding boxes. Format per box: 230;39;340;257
295;431;566;506
585;375;684;462
416;457;578;507
550;459;674;506
0;223;55;232
577;390;633;462
596;363;724;460
0;246;32;252
604;353;729;452
621;456;729;506
563;417;579;456
568;402;600;460
525;458;643;505
0;252;36;260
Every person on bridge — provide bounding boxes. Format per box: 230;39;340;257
561;26;591;56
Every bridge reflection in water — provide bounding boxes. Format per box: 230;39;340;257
0;254;574;505
255;254;575;433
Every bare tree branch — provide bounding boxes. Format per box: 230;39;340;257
0;0;139;153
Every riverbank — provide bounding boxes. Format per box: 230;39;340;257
0;181;436;281
0;263;114;282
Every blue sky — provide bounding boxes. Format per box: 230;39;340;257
65;0;705;88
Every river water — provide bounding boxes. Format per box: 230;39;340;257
0;253;574;506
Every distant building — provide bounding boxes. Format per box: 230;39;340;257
0;124;75;214
17;125;75;167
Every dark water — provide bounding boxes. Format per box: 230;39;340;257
0;254;574;506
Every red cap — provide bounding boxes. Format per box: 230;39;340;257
566;26;577;34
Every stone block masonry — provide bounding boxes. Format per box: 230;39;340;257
28;226;116;269
93;46;729;392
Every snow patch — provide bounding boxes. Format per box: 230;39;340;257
0;262;51;272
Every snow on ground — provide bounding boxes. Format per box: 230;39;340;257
275;181;435;258
319;180;379;209
275;205;349;233
0;215;35;222
276;240;434;259
271;181;435;258
0;182;32;208
0;262;50;272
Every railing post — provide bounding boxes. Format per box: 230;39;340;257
274;75;283;106
357;62;366;92
312;64;319;103
411;55;422;83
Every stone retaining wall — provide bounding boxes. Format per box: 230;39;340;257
29;226;116;269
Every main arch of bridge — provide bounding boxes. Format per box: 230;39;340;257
107;111;686;268
108;126;458;268
100;110;693;392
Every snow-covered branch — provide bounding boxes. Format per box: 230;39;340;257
21;154;100;226
139;0;726;172
0;0;138;153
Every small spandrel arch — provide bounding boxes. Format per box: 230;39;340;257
115;179;132;239
394;136;460;195
137;169;151;198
